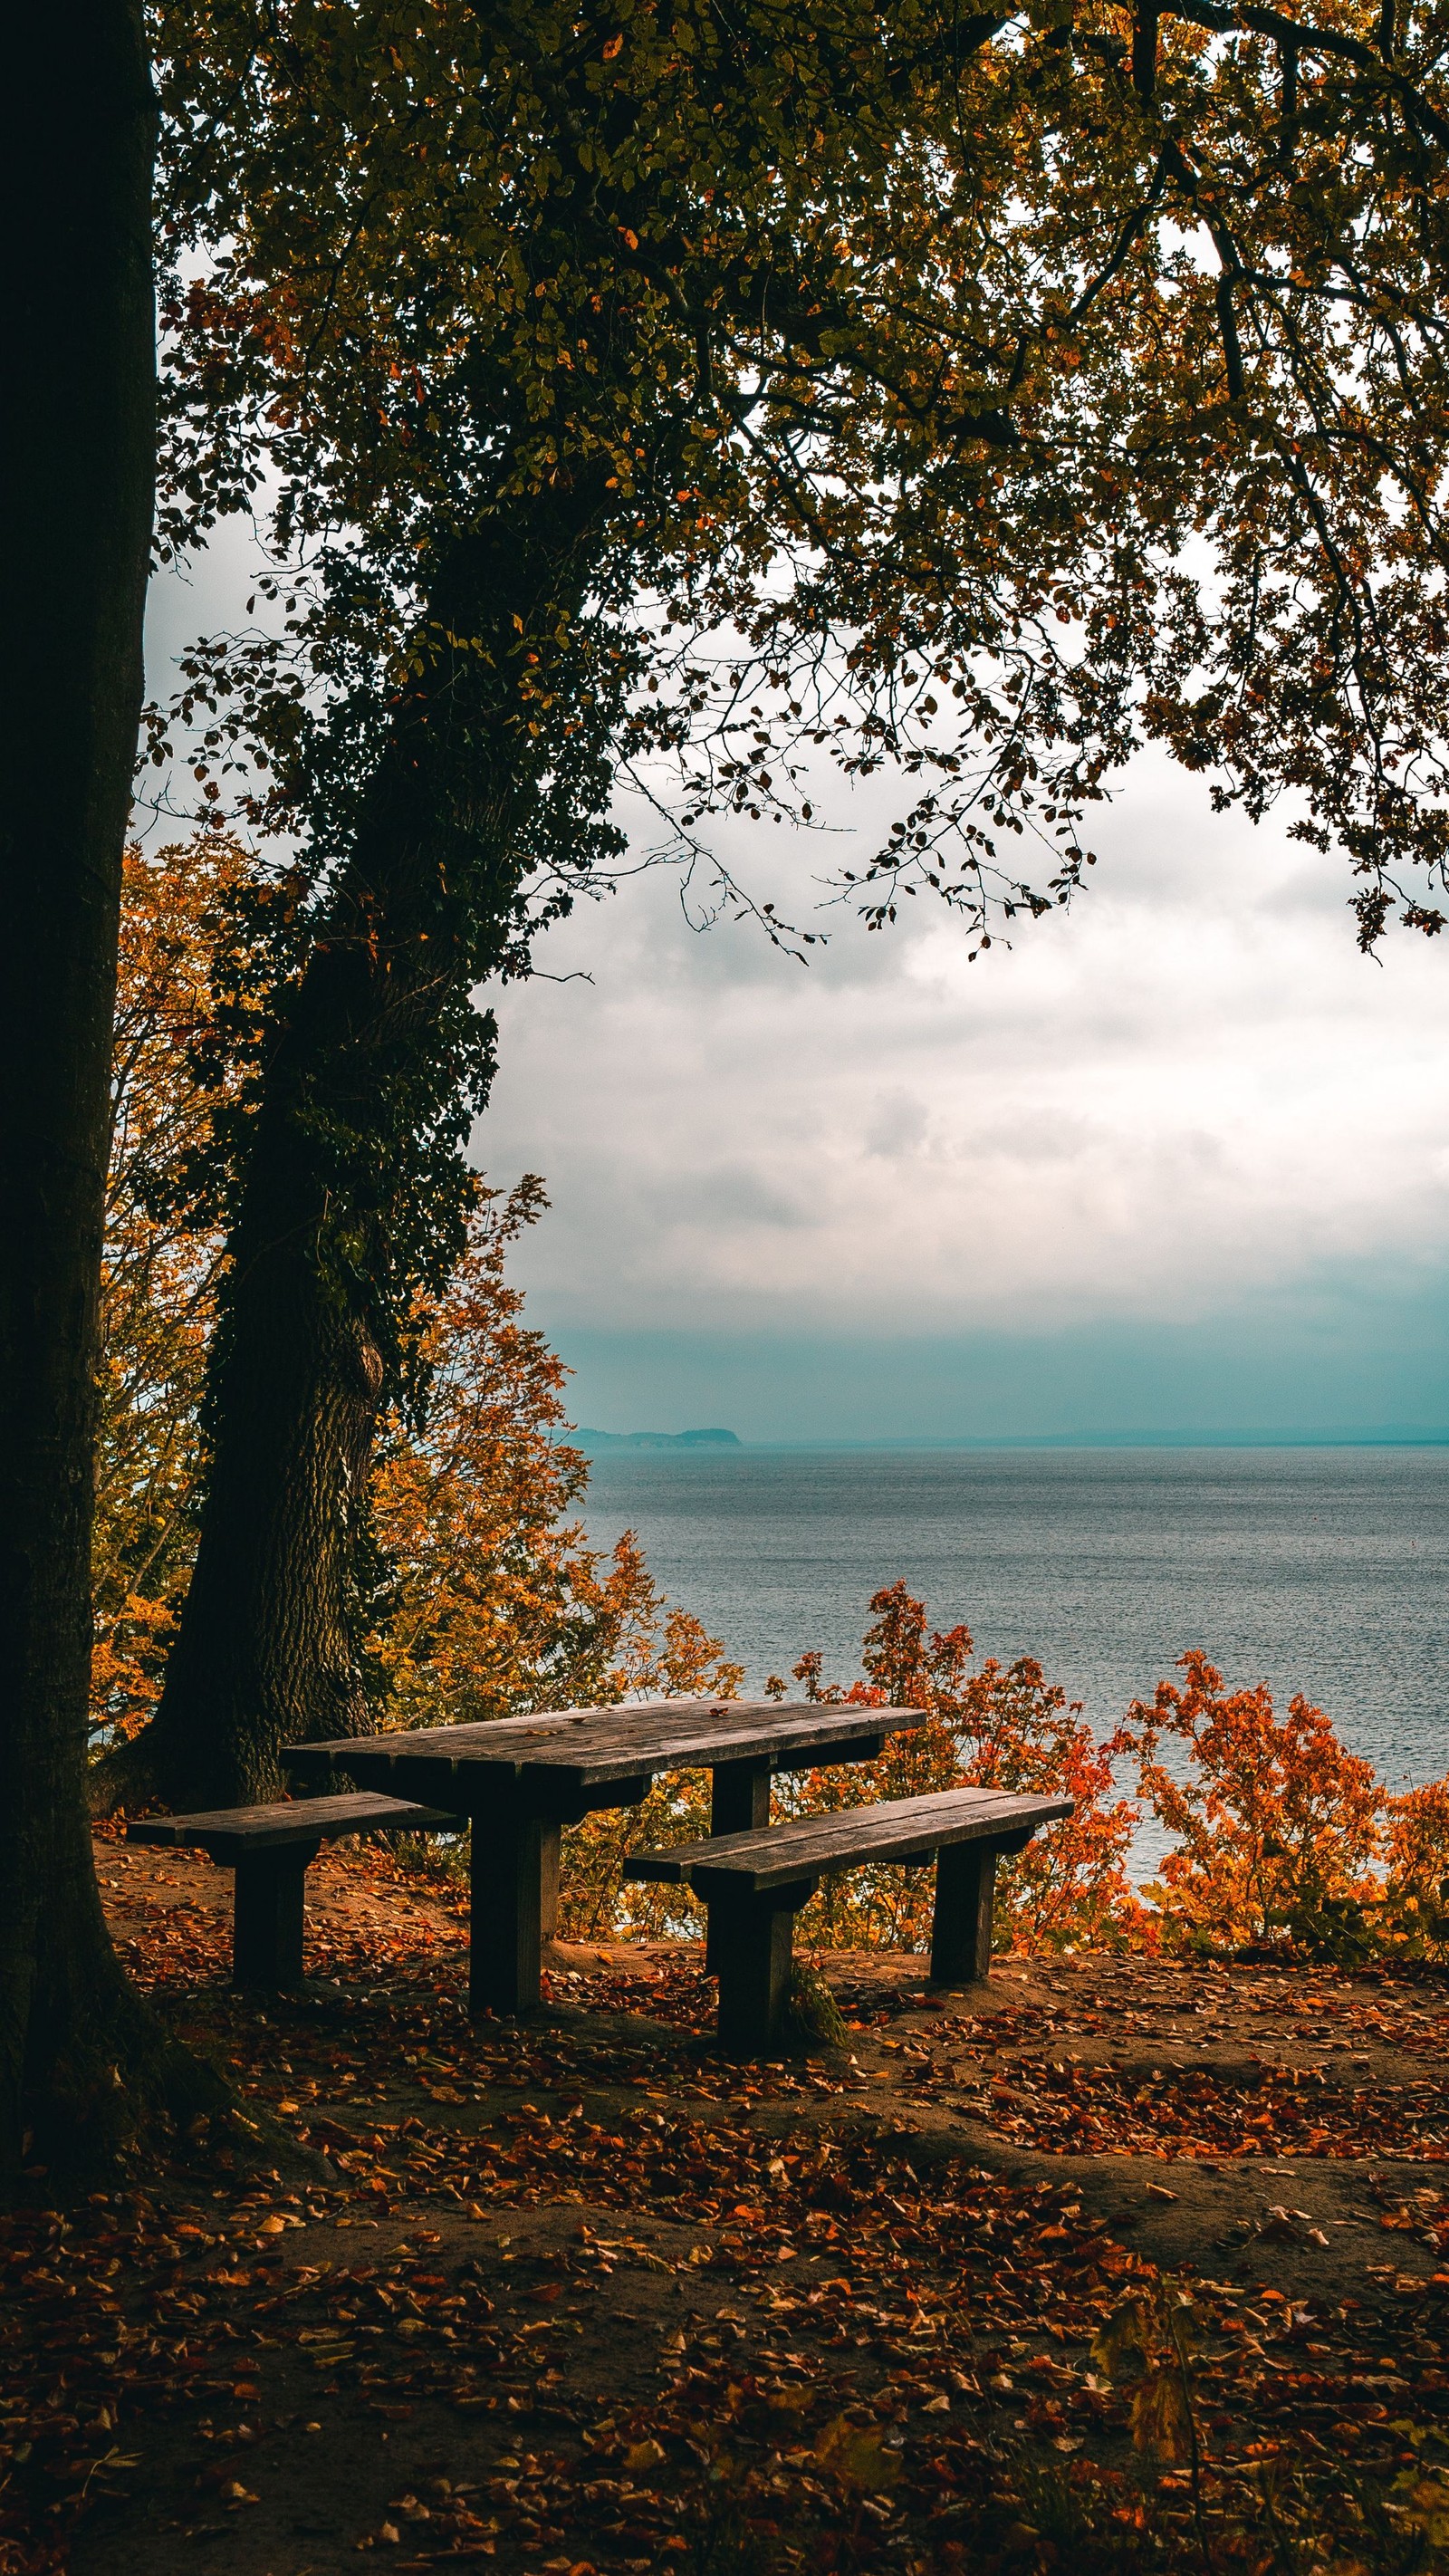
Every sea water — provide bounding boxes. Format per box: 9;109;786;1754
578;1446;1449;1871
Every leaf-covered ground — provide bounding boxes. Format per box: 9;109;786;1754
5;1834;1449;2574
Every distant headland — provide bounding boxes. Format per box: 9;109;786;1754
575;1426;742;1452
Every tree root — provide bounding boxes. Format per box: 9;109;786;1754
14;1969;325;2200
86;1731;159;1820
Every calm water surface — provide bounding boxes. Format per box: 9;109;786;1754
580;1449;1449;1841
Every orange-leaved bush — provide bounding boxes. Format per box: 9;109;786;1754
768;1580;1138;1958
548;1570;747;1941
1378;1780;1449;1964
364;1201;743;1935
1115;1652;1384;1957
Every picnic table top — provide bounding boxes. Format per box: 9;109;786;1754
626;1784;1075;1894
286;1697;925;1800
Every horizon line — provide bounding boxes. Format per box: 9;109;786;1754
575;1425;1449;1452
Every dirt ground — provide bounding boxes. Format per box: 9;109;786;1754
6;1833;1449;2574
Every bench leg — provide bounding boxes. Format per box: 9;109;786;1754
709;1878;815;2053
929;1841;997;1987
233;1842;318;1988
469;1806;546;2017
704;1758;772;1971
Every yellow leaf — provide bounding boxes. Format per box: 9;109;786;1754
624;2438;667;2475
1090;2296;1152;2379
1391;2469;1449;2549
767;2386;810;2417
1129;2365;1195;2464
813;2415;900;2494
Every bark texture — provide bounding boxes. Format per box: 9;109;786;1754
0;1;211;2174
143;745;481;1808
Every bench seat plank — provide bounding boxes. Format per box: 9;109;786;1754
627;1786;1073;1894
127;1792;461;1860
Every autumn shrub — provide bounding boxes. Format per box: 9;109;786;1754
1114;1651;1385;1958
554;1581;1147;1955
363;1190;743;1937
766;1580;1141;1958
1378;1779;1449;1963
554;1645;738;1942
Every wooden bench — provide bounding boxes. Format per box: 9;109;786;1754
625;1785;1074;2052
126;1793;463;1988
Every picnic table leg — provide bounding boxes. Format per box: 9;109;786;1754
705;1757;772;1972
710;1877;816;2053
929;1841;997;1987
469;1804;546;2016
232;1841;319;1988
710;1757;772;1837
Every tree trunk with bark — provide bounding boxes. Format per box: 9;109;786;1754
139;741;502;1809
0;0;223;2177
133;501;611;1812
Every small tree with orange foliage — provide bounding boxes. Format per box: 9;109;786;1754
364;1193;742;1935
769;1581;1139;1958
92;834;254;1742
1115;1652;1384;1958
366;1184;743;1734
367;1178;621;1728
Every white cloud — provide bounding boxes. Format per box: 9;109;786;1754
478;754;1449;1346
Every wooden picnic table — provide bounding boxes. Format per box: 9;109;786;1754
285;1697;925;2016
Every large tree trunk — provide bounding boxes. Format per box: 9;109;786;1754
134;501;609;1812
0;0;220;2177
140;732;505;1810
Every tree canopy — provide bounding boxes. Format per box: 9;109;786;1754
130;0;1449;1799
158;0;1449;953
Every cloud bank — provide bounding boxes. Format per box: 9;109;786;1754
477;757;1449;1437
141;546;1449;1442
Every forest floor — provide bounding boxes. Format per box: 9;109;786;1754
6;1833;1449;2575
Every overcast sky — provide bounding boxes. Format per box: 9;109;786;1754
148;560;1449;1445
478;757;1449;1441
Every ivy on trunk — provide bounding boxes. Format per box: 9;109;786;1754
139;492;628;1806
